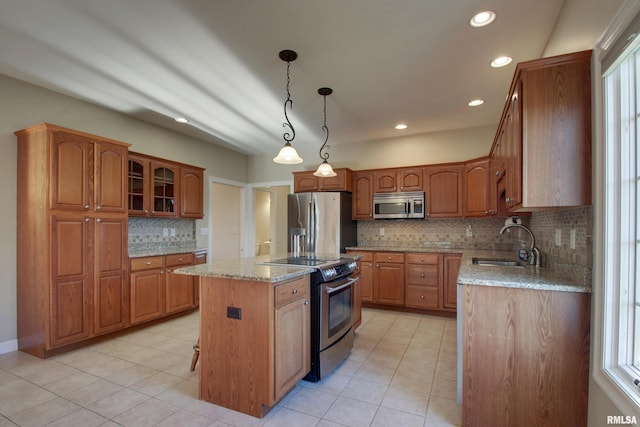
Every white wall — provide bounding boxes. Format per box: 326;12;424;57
0;74;249;350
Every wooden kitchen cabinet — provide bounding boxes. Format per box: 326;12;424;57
199;274;311;417
443;254;461;311
130;256;166;324
347;251;373;303
491;50;592;211
424;164;463;217
352;171;374;220
373;167;423;193
463;158;494;217
373;252;405;305
405;253;440;309
165;253;195;314
128;151;204;219
94;216;129;335
462;284;590;426
274;279;310;401
180;166;205;218
293;168;353;193
16;123;130;358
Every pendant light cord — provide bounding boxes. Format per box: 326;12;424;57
318;87;332;161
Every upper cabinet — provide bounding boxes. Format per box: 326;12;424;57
51;130;128;213
374;167;423;193
128;152;204;219
293;168;353;193
491;50;592;211
463;158;493;217
352;171;374;220
424;164;463;218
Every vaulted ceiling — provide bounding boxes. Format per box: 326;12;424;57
0;0;604;156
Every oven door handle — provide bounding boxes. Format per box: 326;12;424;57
326;277;358;294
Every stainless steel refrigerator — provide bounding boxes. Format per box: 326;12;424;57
288;192;357;255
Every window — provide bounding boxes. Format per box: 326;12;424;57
599;27;640;414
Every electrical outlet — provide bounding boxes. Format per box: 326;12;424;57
555;229;561;246
379;228;384;236
163;228;169;237
570;229;577;249
227;306;242;320
466;224;473;237
170;228;176;237
200;227;209;236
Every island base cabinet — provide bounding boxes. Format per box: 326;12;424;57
463;284;590;427
199;275;310;418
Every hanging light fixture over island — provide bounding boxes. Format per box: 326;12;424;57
273;49;303;164
313;87;337;177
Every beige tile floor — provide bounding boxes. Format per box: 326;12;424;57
0;308;461;427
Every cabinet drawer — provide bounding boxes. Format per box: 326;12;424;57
166;253;194;267
131;256;164;271
275;279;308;307
406;253;439;265
406;264;439;286
374;252;405;263
406;285;439;309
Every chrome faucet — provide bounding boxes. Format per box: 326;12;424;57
499;223;541;267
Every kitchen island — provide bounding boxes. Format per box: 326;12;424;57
175;256;314;418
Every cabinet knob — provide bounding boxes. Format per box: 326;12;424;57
84;204;90;209
168;269;173;273
304;301;309;305
144;210;149;214
505;197;512;203
178;257;183;262
376;264;380;268
387;256;391;260
420;273;425;277
84;217;90;222
96;218;102;223
420;257;424;262
421;295;425;300
96;205;101;210
160;270;164;274
146;261;151;265
291;289;298;295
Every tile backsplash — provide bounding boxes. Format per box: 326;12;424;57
357;205;592;286
128;217;197;253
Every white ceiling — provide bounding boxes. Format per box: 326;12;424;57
0;0;600;156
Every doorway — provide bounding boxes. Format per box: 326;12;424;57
210;182;244;260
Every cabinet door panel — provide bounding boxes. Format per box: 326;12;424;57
274;297;310;401
374;263;404;305
50;215;92;347
443;255;461;310
151;162;179;217
398;169;423;192
180;168;204;218
131;270;165;323
425;166;463;217
166;268;195;313
360;262;373;302
95;217;128;334
96;143;128;213
353;172;374;220
464;160;491;217
50;132;92;211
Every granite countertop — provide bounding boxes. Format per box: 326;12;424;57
128;246;207;258
174;253;357;283
346;246;591;294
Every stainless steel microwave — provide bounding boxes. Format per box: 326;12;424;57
373;191;425;219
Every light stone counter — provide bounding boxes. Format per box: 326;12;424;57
128;246;207;258
346;246;591;293
174;253;357;283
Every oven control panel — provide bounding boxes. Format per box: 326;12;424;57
318;259;357;282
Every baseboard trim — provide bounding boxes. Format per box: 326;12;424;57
0;339;18;355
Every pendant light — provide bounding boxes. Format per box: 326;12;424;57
313;87;337;177
273;50;303;164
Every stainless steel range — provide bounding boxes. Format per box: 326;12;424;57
263;256;358;382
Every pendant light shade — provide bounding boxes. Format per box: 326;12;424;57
313;87;337;177
273;50;303;165
273;142;303;164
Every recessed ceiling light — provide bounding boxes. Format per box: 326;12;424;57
395;123;408;130
468;99;484;107
470;11;496;27
491;56;513;68
174;117;189;124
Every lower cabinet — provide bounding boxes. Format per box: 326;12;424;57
165;253;194;314
373;252;405;305
130;252;199;324
347;250;462;314
462;284;590;426
199;274;311;418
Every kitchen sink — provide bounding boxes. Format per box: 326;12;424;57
471;257;524;267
